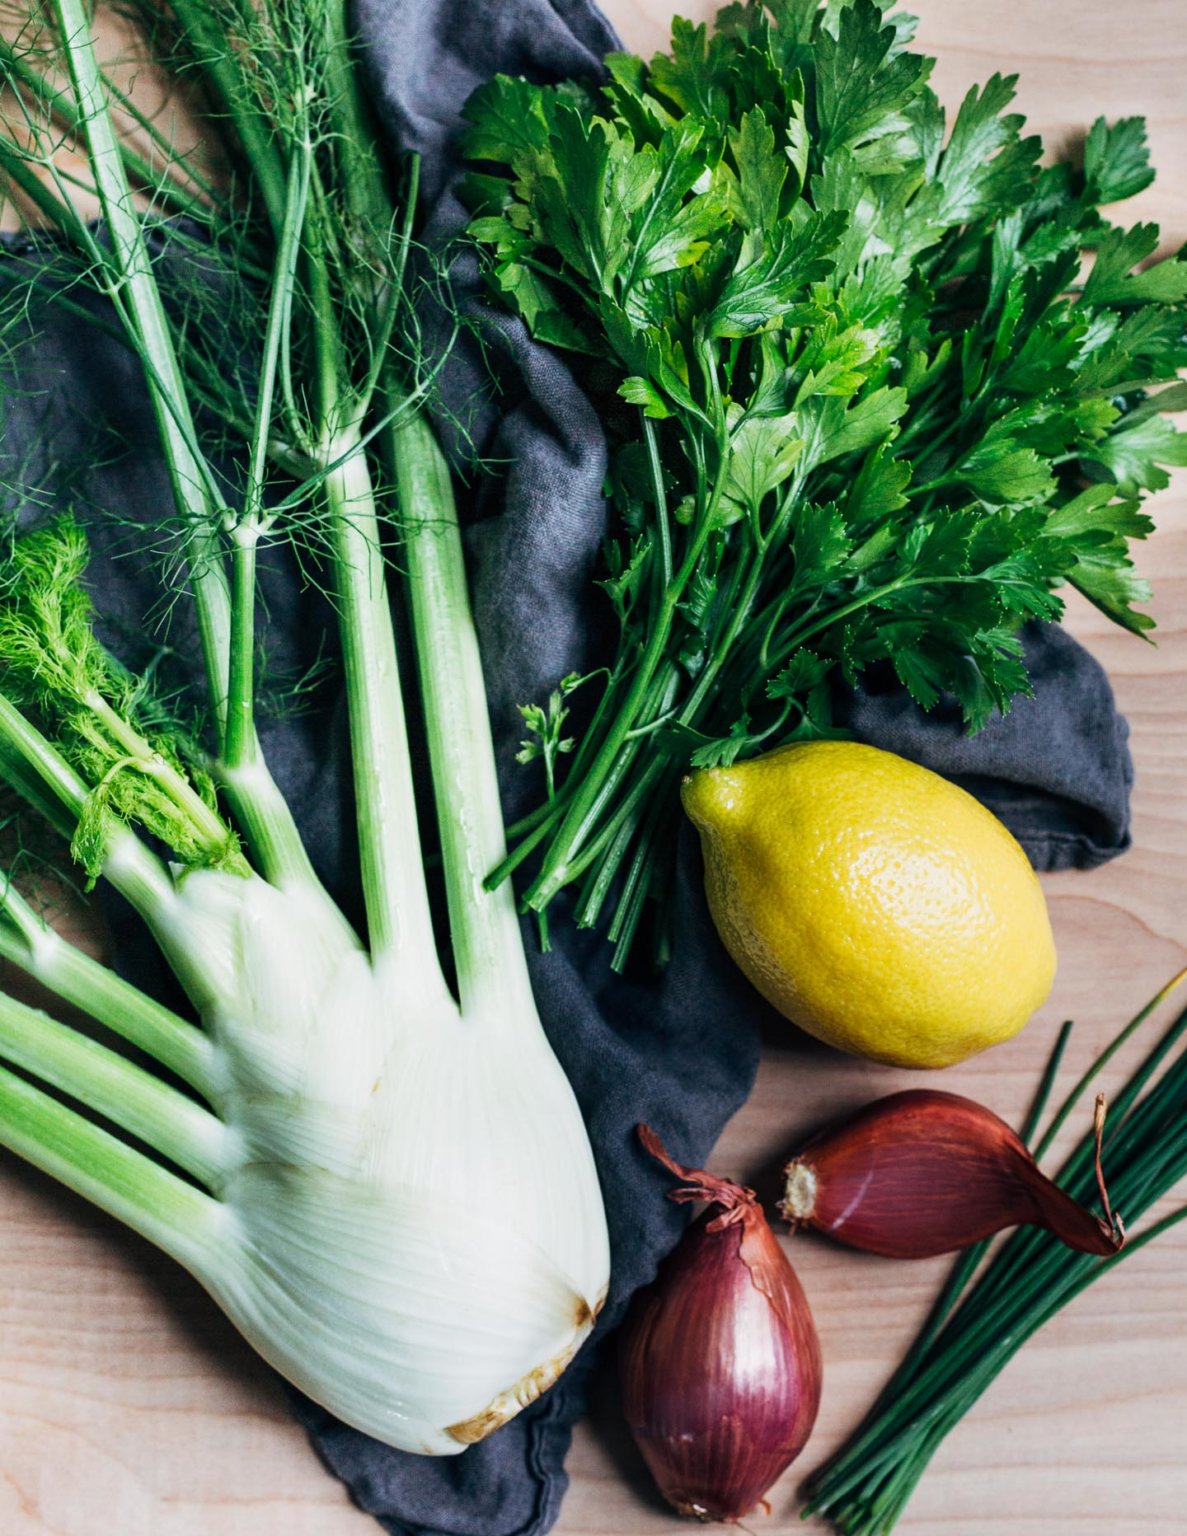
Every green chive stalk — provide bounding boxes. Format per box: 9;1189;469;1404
803;969;1187;1534
0;0;608;1450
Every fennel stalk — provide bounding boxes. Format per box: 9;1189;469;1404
0;0;609;1451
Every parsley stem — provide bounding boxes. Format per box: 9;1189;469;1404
574;755;669;930
643;415;674;589
608;800;669;970
558;674;678;906
521;507;723;913
486;803;568;889
547;462;798;945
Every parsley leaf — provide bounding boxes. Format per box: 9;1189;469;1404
1082;224;1187;307
705;209;846;337
1083;116;1155;205
463;0;1184;965
813;0;931;157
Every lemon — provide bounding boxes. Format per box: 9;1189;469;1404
682;741;1056;1068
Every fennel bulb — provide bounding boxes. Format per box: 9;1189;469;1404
156;865;607;1451
0;0;609;1452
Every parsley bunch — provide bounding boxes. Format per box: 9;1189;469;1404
465;0;1187;968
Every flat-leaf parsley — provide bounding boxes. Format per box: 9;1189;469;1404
467;0;1187;967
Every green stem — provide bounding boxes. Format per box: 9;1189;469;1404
96;66;227;210
32;14;309;892
52;0;235;733
485;800;570;890
491;647;639;887
952;1038;1185;1327
679;545;770;730
642;415;673;588
16;280;311;479
0;990;229;1190
296;303;441;982
767;576;913;671
388;410;535;1018
972;1003;1187;1318
0;35;219;218
523;514;721;912
897;405;968;479
0;691;173;914
217;762;323;893
752;566;986;705
1035;966;1187;1160
223;527;260;772
85;691;240;861
298;176;447;973
608;795;671;971
244;146;312;521
35;3;315;890
324;424;442;970
543;661;678;903
0;885;219;1102
568;512;775;938
0;738;81;847
572;730;673;929
0;1058;226;1278
0;140;91;242
319;0;389;236
161;0;287;235
810;1205;1187;1531
0;693;89;820
224;144;311;775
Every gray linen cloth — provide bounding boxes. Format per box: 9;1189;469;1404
0;2;1131;1534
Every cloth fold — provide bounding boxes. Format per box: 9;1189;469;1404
0;2;1132;1534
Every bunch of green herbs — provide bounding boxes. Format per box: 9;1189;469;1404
464;0;1187;967
803;969;1187;1533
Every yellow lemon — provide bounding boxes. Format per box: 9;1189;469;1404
682;741;1056;1068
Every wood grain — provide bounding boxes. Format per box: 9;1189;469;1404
2;3;1185;1534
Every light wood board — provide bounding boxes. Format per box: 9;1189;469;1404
1;2;1185;1534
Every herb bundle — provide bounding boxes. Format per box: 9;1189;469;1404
465;0;1187;967
803;970;1187;1533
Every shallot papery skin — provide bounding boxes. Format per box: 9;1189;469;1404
620;1127;822;1522
780;1089;1122;1259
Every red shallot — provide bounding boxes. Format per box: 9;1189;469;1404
620;1125;822;1522
780;1089;1124;1259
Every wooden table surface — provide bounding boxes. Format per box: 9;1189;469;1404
2;2;1185;1534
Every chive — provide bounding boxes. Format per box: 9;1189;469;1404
801;974;1187;1533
